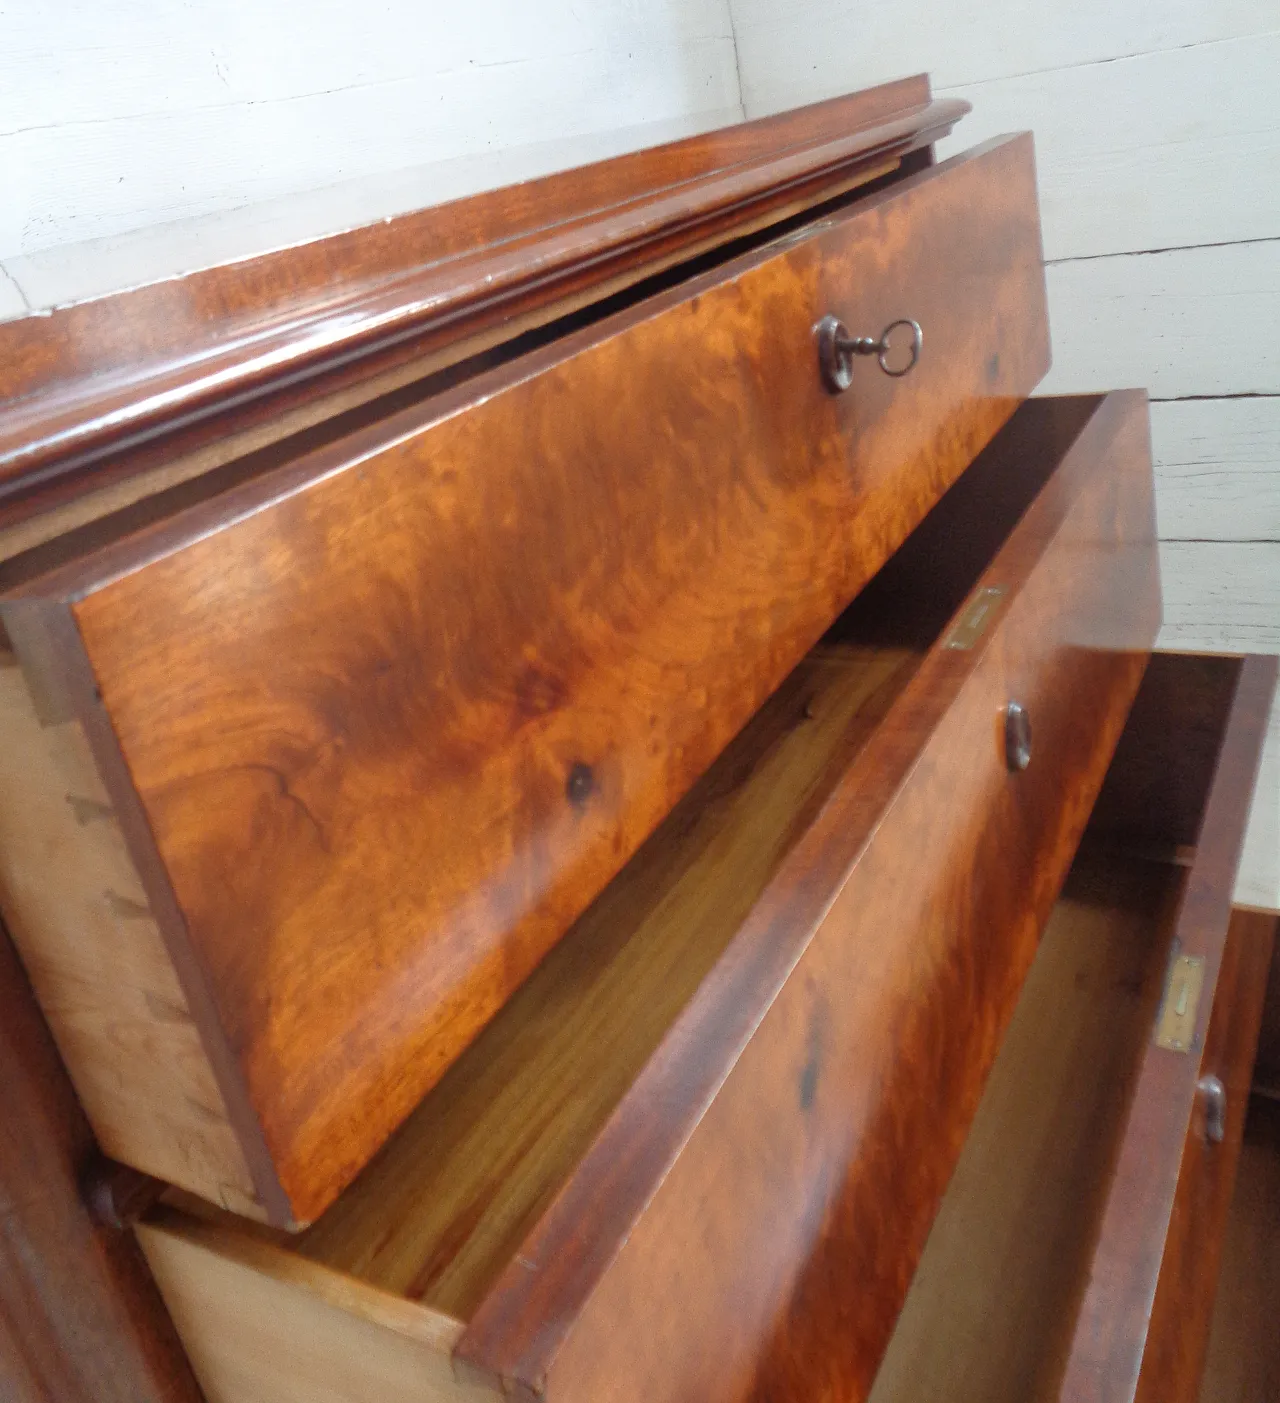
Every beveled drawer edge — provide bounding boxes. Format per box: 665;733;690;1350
1057;652;1280;1402
456;390;1153;1387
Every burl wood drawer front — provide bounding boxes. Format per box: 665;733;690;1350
133;390;1156;1403
0;134;1048;1226
865;652;1278;1403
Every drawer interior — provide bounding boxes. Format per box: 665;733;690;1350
155;397;1101;1324
866;653;1249;1403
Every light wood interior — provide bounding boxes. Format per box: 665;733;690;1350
866;848;1189;1403
0;646;263;1217
292;636;923;1316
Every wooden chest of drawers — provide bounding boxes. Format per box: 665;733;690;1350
0;74;1274;1403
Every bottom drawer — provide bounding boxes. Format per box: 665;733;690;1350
866;651;1278;1403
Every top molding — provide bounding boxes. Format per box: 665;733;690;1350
0;76;964;530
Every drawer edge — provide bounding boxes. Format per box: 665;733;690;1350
1057;653;1280;1403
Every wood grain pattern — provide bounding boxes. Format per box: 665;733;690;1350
130;389;1158;1403
1058;652;1279;1403
459;389;1156;1401
0;76;964;528
1137;908;1278;1403
865;853;1189;1403
0;649;262;1216
137;1210;499;1403
3;132;1048;1225
1197;1096;1280;1403
0;920;203;1403
293;640;922;1314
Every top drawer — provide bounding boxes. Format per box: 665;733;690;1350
0;133;1048;1227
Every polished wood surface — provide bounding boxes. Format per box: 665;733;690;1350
1089;651;1245;851
858;658;1276;1403
1059;652;1279;1403
1198;1096;1280;1403
131;389;1157;1403
1137;908;1278;1403
866;852;1188;1403
0;77;963;531
0;921;202;1403
292;642;921;1316
2;132;1049;1225
573;390;1150;1403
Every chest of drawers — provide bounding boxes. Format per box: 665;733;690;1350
0;74;1274;1403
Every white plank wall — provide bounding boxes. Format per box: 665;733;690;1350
0;1;741;311
731;0;1280;907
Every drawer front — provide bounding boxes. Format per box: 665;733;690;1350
1053;653;1280;1403
458;392;1157;1401
1135;908;1277;1403
1;136;1048;1225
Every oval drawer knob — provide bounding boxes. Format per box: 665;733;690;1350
1198;1074;1227;1144
816;314;923;392
1004;701;1032;772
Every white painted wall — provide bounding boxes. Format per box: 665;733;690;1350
0;1;742;312
730;0;1280;907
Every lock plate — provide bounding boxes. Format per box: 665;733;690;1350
1155;954;1205;1052
945;586;1007;650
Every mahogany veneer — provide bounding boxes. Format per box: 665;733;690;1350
1;72;1270;1403
0;77;963;536
133;388;1159;1403
0;131;1048;1227
867;653;1278;1403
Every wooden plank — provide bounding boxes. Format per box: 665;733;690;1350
935;34;1280;259
0;922;203;1403
1157;543;1280;652
1040;240;1280;400
729;0;1279;112
1151;398;1280;543
0;0;741;257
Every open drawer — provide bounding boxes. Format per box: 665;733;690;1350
866;651;1278;1403
0;134;1049;1227
132;389;1156;1403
